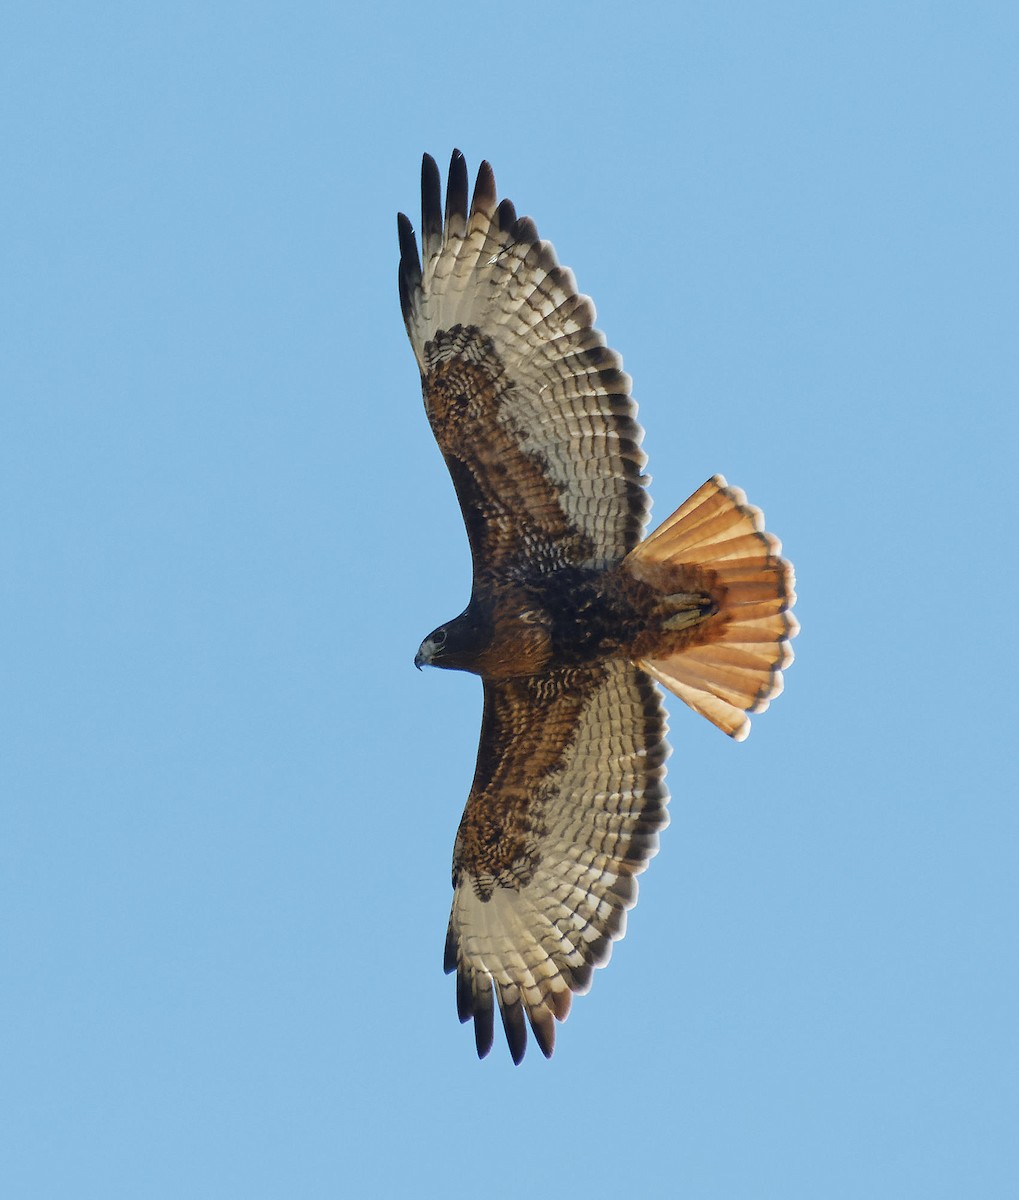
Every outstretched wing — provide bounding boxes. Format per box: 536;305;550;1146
398;151;651;579
444;659;670;1062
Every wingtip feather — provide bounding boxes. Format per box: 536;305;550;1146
421;152;442;262
471;160;497;219
445;148;469;236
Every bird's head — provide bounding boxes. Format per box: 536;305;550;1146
414;625;448;669
415;608;491;673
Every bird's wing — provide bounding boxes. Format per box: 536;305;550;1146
444;659;670;1062
398;151;651;579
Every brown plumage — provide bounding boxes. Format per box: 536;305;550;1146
400;151;798;1063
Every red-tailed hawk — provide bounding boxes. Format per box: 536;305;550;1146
399;151;797;1063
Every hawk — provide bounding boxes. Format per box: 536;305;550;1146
399;151;797;1062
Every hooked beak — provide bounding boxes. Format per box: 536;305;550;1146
415;630;445;670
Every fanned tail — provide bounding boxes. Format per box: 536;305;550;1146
626;475;798;741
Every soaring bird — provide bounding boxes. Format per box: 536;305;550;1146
399;151;797;1062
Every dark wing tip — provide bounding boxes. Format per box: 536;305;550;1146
527;1006;556;1059
512;215;539;244
443;921;457;975
421;153;442;259
445;149;468;230
452;947;495;1059
496;197;517;234
397;211;419;264
498;994;528;1065
455;965;474;1024
471;160;497;219
473;1004;494;1060
396;212;421;324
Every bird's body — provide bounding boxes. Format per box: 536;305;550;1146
399;152;797;1062
417;556;724;682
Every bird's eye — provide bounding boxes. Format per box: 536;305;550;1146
432;629;447;648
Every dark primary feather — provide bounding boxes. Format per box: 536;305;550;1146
496;197;517;233
444;149;468;239
498;993;528;1066
420;152;443;265
396;212;420;327
469;160;497;221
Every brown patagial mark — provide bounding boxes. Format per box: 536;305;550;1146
399;151;798;1064
423;324;598;578
451;668;596;898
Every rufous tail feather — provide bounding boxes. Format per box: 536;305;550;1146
625;475;798;741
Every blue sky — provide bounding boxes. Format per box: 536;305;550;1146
3;2;1017;1196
